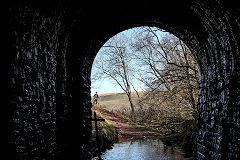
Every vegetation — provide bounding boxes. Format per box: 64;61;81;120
95;92;197;158
162;119;197;158
132;27;198;120
93;35;136;116
91;113;119;158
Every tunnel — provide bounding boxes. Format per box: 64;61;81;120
6;0;240;159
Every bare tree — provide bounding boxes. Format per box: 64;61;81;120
92;33;136;116
131;27;199;119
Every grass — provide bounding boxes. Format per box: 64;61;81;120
97;104;164;136
91;112;119;158
94;92;166;136
94;91;144;114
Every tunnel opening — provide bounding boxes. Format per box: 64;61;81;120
90;26;199;159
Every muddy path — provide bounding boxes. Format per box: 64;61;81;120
92;105;161;141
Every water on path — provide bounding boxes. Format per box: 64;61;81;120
92;138;191;160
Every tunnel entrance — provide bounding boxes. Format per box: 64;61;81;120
7;0;239;159
90;26;199;159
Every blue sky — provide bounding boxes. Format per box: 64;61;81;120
91;26;168;96
91;75;145;96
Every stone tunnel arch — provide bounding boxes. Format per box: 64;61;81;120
69;1;239;159
6;0;239;159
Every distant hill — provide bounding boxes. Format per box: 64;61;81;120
93;91;144;113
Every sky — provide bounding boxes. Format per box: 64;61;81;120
90;26;169;96
91;78;123;95
91;76;145;96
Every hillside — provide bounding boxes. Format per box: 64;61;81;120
93;92;144;113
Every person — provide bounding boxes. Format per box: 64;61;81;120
93;91;99;104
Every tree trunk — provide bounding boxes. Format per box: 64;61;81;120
127;92;135;118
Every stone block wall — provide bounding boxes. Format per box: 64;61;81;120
7;4;76;159
6;0;240;159
191;1;240;159
197;71;240;160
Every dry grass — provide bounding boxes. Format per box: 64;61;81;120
94;92;144;113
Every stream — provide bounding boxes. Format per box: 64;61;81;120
92;138;192;160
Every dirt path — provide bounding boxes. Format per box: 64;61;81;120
92;105;161;141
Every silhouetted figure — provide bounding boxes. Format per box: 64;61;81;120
93;91;99;104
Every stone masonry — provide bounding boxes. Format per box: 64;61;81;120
6;0;239;159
